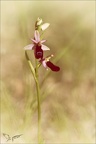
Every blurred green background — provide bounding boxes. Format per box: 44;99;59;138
1;1;95;143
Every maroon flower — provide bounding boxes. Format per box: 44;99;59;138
24;30;50;59
34;44;43;59
40;55;60;72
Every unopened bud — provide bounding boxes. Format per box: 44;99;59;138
35;17;43;30
37;17;43;26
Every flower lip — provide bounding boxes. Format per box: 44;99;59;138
46;61;60;72
40;54;60;72
34;45;43;59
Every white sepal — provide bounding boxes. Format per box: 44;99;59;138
24;44;34;50
42;44;50;51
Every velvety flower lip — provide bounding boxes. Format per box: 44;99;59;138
40;55;60;72
34;45;43;59
46;61;60;72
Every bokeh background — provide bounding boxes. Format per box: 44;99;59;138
1;0;95;143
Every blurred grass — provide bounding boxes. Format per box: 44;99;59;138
1;1;95;143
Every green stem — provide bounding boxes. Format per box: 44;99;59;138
35;59;41;144
25;51;41;144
